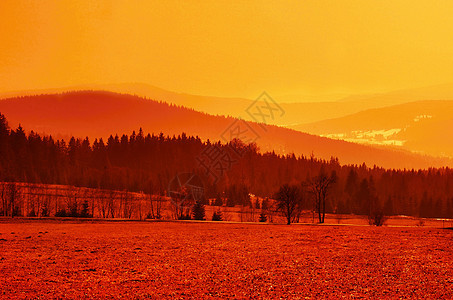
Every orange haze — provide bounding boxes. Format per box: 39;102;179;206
2;1;453;99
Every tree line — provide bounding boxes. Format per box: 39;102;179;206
1;112;453;220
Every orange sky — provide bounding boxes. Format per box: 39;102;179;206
1;1;453;99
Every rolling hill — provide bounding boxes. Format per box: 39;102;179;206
291;100;453;157
0;91;451;169
6;82;453;128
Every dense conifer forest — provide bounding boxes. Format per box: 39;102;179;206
1;112;452;218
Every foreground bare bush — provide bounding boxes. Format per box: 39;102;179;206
368;210;387;226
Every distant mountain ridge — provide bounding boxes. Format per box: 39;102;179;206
0;90;451;169
3;82;453;127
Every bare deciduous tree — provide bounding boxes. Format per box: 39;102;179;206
1;183;6;216
308;170;336;223
275;184;303;225
3;183;19;217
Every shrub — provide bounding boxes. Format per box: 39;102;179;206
55;209;67;217
416;219;425;227
68;203;78;217
28;209;37;217
41;204;49;217
212;211;223;221
12;206;21;217
178;214;191;220
368;210;387;226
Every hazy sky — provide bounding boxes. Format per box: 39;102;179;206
1;0;453;99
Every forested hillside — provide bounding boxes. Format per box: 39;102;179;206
1;91;451;169
0;113;452;218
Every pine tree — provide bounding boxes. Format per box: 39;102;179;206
262;197;269;210
384;195;393;216
192;201;206;220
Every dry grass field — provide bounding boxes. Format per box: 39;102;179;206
1;219;453;299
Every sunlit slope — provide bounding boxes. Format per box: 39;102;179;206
0;91;451;169
291;100;453;157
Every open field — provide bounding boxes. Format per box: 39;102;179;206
1;220;453;299
203;207;453;228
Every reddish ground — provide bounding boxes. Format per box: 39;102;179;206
1;220;453;299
